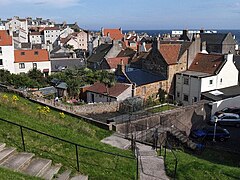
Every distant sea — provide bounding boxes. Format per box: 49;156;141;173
123;30;240;45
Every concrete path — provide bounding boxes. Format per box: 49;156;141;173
101;133;169;180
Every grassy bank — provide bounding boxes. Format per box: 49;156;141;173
165;148;240;179
0;92;136;179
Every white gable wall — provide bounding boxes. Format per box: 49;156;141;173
0;45;15;73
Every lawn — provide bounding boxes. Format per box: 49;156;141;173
0;92;136;180
165;148;240;179
0;167;41;180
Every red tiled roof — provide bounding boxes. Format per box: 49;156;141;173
145;43;152;51
86;82;131;98
0;30;12;46
159;44;181;65
106;57;129;69
43;27;60;31
103;28;124;40
189;53;224;75
14;49;49;63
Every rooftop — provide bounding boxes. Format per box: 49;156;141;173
0;30;12;46
86;82;131;98
14;49;49;63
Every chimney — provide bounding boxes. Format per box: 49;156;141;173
201;41;208;54
152;37;160;51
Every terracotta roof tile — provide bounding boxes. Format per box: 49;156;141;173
106;57;129;69
103;28;124;40
86;82;131;98
159;44;181;65
188;53;224;75
14;49;49;63
0;30;12;46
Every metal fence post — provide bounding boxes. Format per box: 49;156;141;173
75;145;80;172
136;153;138;180
20;126;25;151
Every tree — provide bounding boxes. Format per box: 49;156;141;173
98;70;116;102
158;88;166;103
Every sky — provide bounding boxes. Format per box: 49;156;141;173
1;0;240;30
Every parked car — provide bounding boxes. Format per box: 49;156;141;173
214;107;240;116
210;113;240;127
190;126;230;142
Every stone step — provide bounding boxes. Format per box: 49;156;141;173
1;152;34;171
0;147;16;163
23;158;52;177
41;164;62;180
70;174;88;180
0;143;6;151
56;170;72;180
138;150;157;156
179;137;188;143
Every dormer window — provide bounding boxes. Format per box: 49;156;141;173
34;51;38;55
21;52;25;55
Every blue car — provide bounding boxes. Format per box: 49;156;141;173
190;126;230;142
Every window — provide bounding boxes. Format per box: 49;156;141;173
183;94;189;101
177;92;180;98
0;59;3;65
209;80;213;85
19;63;25;69
193;97;197;102
220;78;223;84
34;51;38;55
0;47;2;54
183;77;189;85
33;63;37;69
21;52;25;55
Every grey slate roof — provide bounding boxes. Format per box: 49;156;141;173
87;44;112;63
39;86;57;96
56;82;68;89
200;33;227;44
202;85;240;101
234;55;240;70
51;58;85;72
125;69;166;86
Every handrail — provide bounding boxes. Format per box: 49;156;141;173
0;117;135;159
159;133;178;180
0;117;138;179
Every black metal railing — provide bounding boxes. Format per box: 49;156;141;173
160;133;178;180
0;117;138;179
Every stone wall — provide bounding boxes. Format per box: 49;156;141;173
31;96;120;115
114;100;211;136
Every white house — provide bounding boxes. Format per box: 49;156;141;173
5;17;28;44
59;26;74;38
175;53;238;105
0;30;15;73
86;82;132;103
14;49;51;76
43;27;61;46
61;30;89;50
29;31;44;44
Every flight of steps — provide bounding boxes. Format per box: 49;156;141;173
0;143;88;180
170;128;197;150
